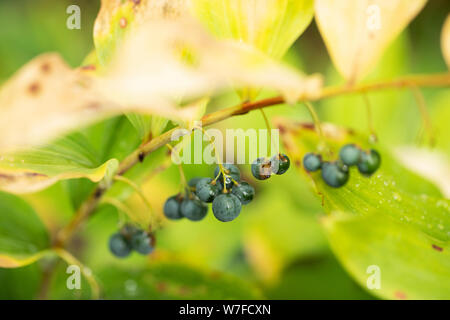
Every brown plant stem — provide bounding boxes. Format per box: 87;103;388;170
55;72;450;247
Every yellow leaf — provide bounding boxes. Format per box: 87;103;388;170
0;54;115;153
315;0;427;82
190;0;314;60
0;251;50;268
99;18;322;108
0;20;321;156
442;14;450;69
94;0;189;66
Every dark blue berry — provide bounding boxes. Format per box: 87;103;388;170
109;233;132;258
212;193;242;222
188;177;202;188
195;178;221;203
321;161;349;188
130;230;154;255
231;182;255;205
180;198;208;221
271;153;290;175
339;144;361;166
357;149;381;176
303;153;322;172
163;195;183;220
251;157;272;180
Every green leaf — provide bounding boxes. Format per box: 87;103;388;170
0;264;43;299
0;132;119;194
323;212;450;299
278;119;450;299
191;0;314;60
278;120;449;239
126;114;169;141
99;262;263;299
0;192;50;268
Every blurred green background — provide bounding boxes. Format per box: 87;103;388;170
0;0;448;300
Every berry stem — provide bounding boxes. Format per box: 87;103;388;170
113;175;156;228
303;101;331;156
362;93;378;142
259;109;273;157
194;125;228;185
165;143;189;191
411;85;435;147
101;197;134;226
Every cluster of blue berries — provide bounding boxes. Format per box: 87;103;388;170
303;144;381;188
109;224;155;258
163;164;255;223
251;153;290;180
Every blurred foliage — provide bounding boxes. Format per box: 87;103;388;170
0;0;449;300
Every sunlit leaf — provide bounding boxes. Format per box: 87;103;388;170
323;211;450;299
100;18;323;109
94;0;188;67
190;0;314;60
442;14;450;69
393;147;450;198
93;0;187;138
315;0;427;82
0;192;50;268
0;18;321;154
0;133;119;194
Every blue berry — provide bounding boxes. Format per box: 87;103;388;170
231;182;255;205
271;153;290;175
212;193;242;222
357;149;381;176
321;161;349;188
251;157;272;180
339;144;361;166
188;177;202;188
303;153;322;172
109;233;132;258
195;178;221;203
180;198;208;221
163;195;183;220
130;230;154;255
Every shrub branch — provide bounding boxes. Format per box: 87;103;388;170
55;72;450;247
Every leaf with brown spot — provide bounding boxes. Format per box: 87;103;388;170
0;134;119;194
276;117;450;299
324;211;450;299
0;53;116;153
94;0;189;67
